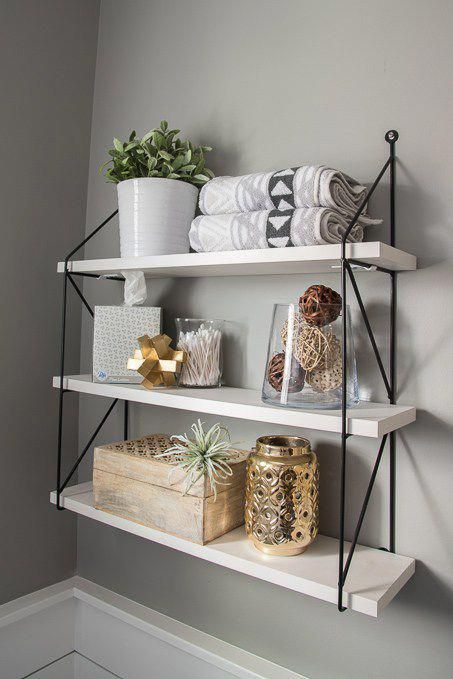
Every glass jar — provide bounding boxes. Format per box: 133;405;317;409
175;318;223;387
262;303;359;409
245;435;319;556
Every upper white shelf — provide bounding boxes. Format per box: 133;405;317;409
53;375;416;438
58;242;416;278
50;482;415;617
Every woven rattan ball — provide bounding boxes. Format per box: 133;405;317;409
317;332;341;370
281;315;341;372
267;352;305;393
306;356;342;392
299;285;342;327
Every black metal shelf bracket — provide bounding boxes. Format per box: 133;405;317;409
55;130;401;617
55;209;128;510
337;130;398;611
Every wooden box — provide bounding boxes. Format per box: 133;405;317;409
93;434;248;545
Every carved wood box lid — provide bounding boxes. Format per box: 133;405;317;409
94;434;248;499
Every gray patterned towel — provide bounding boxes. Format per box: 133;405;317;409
199;165;372;216
189;208;366;252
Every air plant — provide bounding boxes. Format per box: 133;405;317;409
156;420;235;500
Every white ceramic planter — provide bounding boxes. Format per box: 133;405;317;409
117;178;198;257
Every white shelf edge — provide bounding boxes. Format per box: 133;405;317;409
53;375;416;438
50;482;415;617
57;242;416;277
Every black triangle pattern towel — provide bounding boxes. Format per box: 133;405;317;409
266;168;298;247
268;167;297;210
265;209;294;248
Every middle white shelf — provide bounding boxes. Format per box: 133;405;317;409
54;375;415;438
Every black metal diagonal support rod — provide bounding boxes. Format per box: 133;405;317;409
59;398;119;493
337;130;398;611
342;433;388;582
56;209;129;510
69;271;124;281
67;274;94;317
345;262;392;399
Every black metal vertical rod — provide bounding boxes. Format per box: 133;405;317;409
342;434;388;581
346;262;392;399
59;398;119;494
56;269;69;510
124;400;129;440
386;129;398;553
338;249;348;612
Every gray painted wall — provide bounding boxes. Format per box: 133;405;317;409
0;0;100;604
76;1;453;677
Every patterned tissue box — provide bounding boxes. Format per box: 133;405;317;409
93;306;162;383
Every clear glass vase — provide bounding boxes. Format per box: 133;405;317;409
175;318;223;387
262;303;359;409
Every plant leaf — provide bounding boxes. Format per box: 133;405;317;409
101;125;214;186
159;149;173;161
153;130;166;149
142;130;153;143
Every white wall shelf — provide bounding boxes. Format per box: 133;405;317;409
52;132;418;616
50;482;415;618
53;375;416;438
58;242;416;278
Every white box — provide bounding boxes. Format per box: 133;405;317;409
93;306;162;383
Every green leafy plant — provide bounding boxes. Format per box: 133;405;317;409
100;121;214;186
156;420;236;500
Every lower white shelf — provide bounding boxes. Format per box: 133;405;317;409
50;482;415;617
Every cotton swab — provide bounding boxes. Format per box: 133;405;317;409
177;323;222;387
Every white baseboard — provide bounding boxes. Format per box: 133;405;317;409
0;577;307;679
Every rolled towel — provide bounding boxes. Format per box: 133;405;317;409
189;208;367;253
199;165;372;217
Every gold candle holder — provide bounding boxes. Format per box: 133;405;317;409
245;435;319;556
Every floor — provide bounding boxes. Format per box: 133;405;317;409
27;652;119;679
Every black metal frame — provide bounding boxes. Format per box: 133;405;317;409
55;130;399;614
55;208;127;510
337;129;398;611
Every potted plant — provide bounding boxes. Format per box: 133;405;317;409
101;121;214;257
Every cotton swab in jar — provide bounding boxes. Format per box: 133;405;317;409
177;323;222;387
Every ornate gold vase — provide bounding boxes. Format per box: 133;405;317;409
245;435;319;556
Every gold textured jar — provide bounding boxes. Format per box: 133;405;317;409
245;435;319;556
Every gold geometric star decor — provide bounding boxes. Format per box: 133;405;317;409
127;334;187;388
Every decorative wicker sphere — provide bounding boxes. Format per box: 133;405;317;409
306;355;342;393
267;352;305;393
317;333;341;370
299;285;342;327
281;315;342;372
